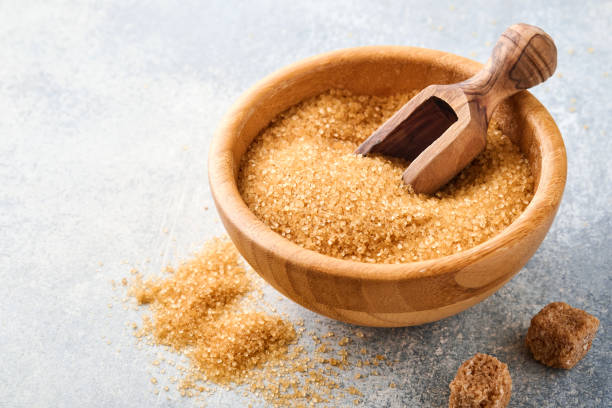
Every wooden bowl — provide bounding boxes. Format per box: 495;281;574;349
209;46;567;327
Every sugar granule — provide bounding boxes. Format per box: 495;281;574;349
238;89;534;263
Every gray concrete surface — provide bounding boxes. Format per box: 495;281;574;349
1;1;610;407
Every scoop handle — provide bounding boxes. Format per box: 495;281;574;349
460;23;557;119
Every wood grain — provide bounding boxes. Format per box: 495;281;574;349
357;23;557;194
208;45;566;327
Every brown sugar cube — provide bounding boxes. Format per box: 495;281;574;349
526;302;600;369
449;353;512;408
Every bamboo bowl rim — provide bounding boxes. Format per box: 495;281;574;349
209;46;567;282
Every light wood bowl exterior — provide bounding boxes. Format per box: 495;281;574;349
209;46;567;327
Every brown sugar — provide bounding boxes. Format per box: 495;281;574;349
190;312;296;382
238;89;534;263
449;353;512;408
526;302;600;369
129;237;296;384
130;237;252;350
128;236;382;406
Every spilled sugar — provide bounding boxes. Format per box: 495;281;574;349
128;236;389;406
131;237;296;386
238;89;534;263
131;237;255;354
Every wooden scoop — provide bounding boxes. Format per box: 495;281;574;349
355;23;557;194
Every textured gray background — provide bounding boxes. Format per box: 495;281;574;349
1;1;610;407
